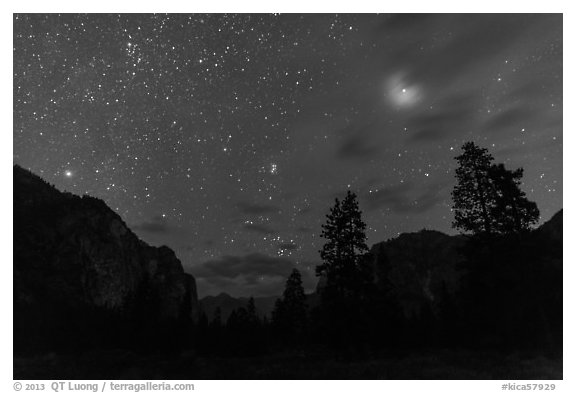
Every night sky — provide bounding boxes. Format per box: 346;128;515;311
13;14;562;298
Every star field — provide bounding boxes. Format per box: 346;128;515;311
13;14;562;297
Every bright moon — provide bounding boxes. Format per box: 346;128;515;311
385;72;423;109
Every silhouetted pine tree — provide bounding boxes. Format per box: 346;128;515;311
196;311;210;353
314;190;374;349
450;143;554;351
271;298;285;328
272;268;307;340
489;163;539;233
225;299;265;355
226;309;238;329
283;269;307;332
316;190;371;300
452;142;539;236
198;311;209;330
246;297;260;327
204;306;223;353
452;142;497;235
210;307;222;329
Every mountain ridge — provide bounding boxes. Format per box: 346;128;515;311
201;212;562;322
13;165;200;352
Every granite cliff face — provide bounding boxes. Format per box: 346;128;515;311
13;165;199;325
369;212;562;321
370;230;466;319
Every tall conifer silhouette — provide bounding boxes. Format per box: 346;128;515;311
316;190;371;299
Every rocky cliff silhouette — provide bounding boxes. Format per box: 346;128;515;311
370;229;466;319
368;212;562;350
13;165;199;353
369;211;562;322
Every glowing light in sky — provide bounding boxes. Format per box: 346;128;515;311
385;72;423;109
64;170;73;178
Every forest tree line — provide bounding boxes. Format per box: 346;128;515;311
17;142;559;356
189;141;561;356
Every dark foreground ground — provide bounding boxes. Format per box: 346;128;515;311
14;349;562;379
